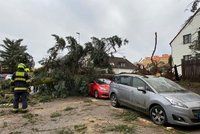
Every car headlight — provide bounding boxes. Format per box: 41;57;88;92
99;87;107;91
165;97;188;108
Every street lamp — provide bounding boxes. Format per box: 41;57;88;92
76;32;80;44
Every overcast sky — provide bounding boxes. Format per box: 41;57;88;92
0;0;194;67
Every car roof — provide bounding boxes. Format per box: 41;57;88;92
114;73;159;79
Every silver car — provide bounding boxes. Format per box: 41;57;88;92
109;74;200;126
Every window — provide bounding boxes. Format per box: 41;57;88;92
183;34;191;44
132;77;146;88
196;53;200;59
183;55;191;61
120;62;126;67
119;76;132;86
96;79;111;84
113;76;120;83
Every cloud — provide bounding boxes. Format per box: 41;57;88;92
0;0;193;67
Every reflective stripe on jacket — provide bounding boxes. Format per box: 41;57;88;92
12;70;29;91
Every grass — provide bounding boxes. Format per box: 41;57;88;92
102;124;135;134
9;132;22;134
64;107;75;111
83;103;91;107
39;95;52;103
74;124;87;132
22;113;34;119
50;112;62;118
28;94;48;106
115;110;139;122
22;113;39;124
31;128;39;132
51;118;57;121
0;93;13;106
81;107;93;112
83;98;92;103
29;94;52;104
56;128;74;134
0;103;13;108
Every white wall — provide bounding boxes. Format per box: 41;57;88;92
113;68;135;74
171;11;200;75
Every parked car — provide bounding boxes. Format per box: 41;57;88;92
5;74;12;80
88;78;111;99
110;74;200;126
0;74;4;81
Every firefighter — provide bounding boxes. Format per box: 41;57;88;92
11;63;30;113
25;68;30;73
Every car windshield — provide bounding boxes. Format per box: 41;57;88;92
143;77;187;93
96;79;111;84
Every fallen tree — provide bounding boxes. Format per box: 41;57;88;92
34;35;128;98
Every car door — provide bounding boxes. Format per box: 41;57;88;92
131;77;151;110
88;80;95;96
117;76;133;104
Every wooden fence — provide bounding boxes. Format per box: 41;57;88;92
182;58;200;81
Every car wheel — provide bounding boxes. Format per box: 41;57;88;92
110;93;120;107
94;90;99;98
150;105;167;125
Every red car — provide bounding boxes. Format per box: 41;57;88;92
88;78;111;99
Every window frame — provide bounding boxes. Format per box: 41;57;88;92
113;76;120;84
183;34;191;44
118;76;133;86
119;62;126;68
132;77;154;92
183;55;191;61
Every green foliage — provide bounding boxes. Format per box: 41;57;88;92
36;35;127;98
0;38;34;73
115;110;139;122
38;95;52;103
0;80;12;92
0;80;13;105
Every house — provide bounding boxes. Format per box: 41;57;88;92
170;8;200;74
109;57;137;74
140;54;170;68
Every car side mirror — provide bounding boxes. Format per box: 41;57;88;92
137;87;146;93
